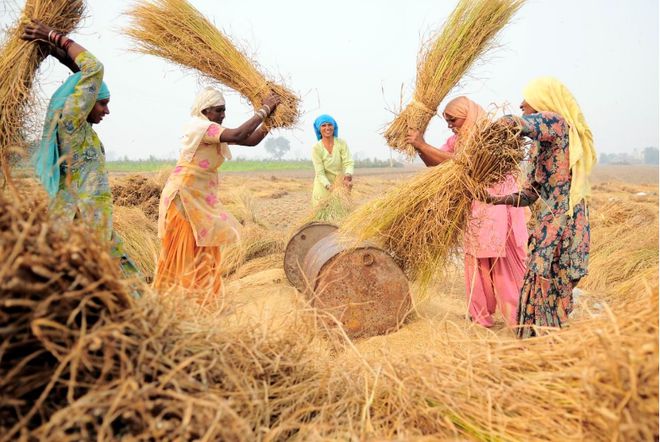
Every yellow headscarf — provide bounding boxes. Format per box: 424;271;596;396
522;77;596;213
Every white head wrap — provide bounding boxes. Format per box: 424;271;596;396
181;87;231;162
190;87;226;118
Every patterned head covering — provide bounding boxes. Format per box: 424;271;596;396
35;73;110;198
190;87;225;118
313;114;339;140
523;76;596;212
442;96;487;140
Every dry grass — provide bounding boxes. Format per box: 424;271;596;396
1;173;657;440
308;177;355;224
343;120;524;288
111;174;162;221
385;0;524;157
112;205;160;280
124;0;299;128
0;0;85;181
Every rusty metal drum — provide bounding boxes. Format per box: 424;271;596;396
284;222;338;292
302;232;411;339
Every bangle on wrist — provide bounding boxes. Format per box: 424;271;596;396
255;109;267;121
61;37;74;52
262;103;271;115
47;30;56;43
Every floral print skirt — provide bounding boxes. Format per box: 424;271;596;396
516;203;590;338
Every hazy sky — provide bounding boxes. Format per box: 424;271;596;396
2;0;658;161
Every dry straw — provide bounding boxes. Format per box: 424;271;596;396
384;0;524;157
309;176;355;223
1;183;657;440
125;0;300;128
343;118;524;288
0;0;85;181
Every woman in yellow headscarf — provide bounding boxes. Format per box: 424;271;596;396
407;96;528;328
485;77;595;338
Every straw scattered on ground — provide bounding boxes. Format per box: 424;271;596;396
1;167;658;440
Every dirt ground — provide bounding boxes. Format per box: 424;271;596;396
139;163;656;342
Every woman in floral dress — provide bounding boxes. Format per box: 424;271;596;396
486;77;595;338
154;88;280;298
22;20;137;276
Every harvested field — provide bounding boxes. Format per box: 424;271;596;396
1;164;657;440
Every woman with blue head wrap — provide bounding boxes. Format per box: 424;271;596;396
22;20;138;277
311;114;354;206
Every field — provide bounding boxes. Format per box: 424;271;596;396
2;163;658;440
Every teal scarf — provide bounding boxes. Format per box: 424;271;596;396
35;73;110;198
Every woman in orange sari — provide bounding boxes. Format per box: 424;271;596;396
154;88;280;298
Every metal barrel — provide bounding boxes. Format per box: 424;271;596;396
301;232;411;339
283;222;338;292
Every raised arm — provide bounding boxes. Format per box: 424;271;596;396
220;94;280;145
406;129;454;167
22;20;103;131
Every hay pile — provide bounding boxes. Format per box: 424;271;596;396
111;174;162;221
0;0;85;178
1;179;658;440
125;0;299;128
384;0;524;157
343;120;524;288
0;187;329;440
309;178;355;224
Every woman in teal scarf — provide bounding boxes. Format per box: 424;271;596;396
22;20;137;276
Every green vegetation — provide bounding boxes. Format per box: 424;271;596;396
106;159;313;173
106;157;404;173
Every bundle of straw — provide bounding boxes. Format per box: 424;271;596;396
342;119;524;288
384;0;524;157
309;177;355;223
0;0;85;176
125;0;299;128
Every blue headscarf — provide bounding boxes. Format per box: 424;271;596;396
35;72;110;198
313;114;339;141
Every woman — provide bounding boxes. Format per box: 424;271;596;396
22;20;137;275
406;96;528;327
485;77;594;338
311;114;354;206
154;88;280;298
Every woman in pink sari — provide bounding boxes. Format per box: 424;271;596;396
406;96;528;327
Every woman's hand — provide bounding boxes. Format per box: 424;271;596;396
405;129;424;150
21;19;55;43
262;93;281;115
343;174;353;191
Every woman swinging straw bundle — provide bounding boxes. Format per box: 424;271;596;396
342;119;524;288
384;0;524;158
0;0;84;176
125;0;299;128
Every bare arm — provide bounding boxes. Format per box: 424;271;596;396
485;191;538;207
220;94;280;145
22;20;87;71
406;129;454;167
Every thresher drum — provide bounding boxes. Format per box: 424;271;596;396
284;222;411;339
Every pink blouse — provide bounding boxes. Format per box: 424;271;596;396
158;123;240;247
440;135;528;258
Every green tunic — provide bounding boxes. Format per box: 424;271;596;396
311;138;354;206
